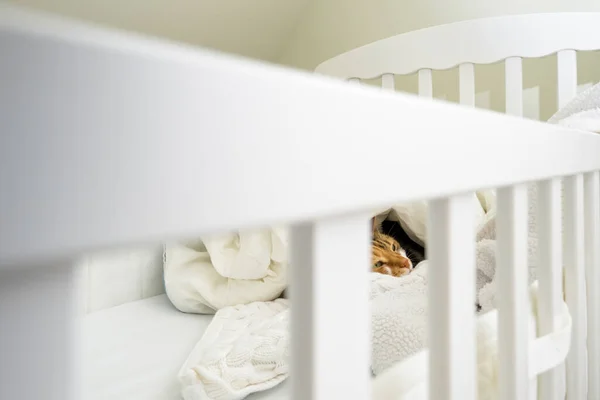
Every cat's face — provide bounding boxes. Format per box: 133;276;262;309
371;220;413;277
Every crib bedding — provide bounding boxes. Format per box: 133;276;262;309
83;84;600;400
175;190;568;400
82;294;288;400
164;230;288;315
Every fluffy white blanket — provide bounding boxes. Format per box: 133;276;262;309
372;282;571;400
164;227;288;314
177;82;600;399
548;81;600;133
369;184;542;380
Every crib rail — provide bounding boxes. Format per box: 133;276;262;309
316;12;600;398
2;5;600;266
2;5;600;400
315;13;600;79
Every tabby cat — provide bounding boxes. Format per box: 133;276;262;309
371;218;424;277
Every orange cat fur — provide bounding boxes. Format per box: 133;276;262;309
371;219;413;277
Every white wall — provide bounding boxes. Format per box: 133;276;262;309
280;0;600;120
7;0;309;62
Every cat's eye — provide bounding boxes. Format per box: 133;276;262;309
373;261;383;268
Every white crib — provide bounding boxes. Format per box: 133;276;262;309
1;4;600;400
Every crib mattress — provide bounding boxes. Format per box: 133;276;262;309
83;294;289;400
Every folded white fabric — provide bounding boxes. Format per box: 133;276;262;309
164;227;288;314
179;299;289;400
203;228;288;280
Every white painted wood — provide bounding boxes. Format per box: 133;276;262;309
496;185;529;400
418;69;433;98
76;262;91;314
381;73;394;90
563;174;587;400
316;13;600;79
4;7;600;267
537;179;565;400
523;86;541;121
289;215;371;400
505;57;523;116
557;50;578;109
459;63;475;107
584;171;600;399
0;264;80;400
83;247;165;313
428;195;476;400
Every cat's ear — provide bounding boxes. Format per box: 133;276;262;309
371;217;378;234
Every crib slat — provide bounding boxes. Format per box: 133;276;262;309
537;179;565;400
418;69;433;98
382;73;394;90
497;185;529;400
564;174;587;399
459;63;475;106
584;171;600;399
0;264;79;400
428;195;476;400
289;215;371;400
505;57;523;116
557;50;577;108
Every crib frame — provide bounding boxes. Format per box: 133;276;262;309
1;5;600;400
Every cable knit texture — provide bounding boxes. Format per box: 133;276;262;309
179;300;289;400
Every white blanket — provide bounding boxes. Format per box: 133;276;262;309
177;82;600;399
164;228;288;314
178;266;571;400
370;81;600;393
372;282;572;400
370;194;539;376
179;300;290;400
548;81;600;133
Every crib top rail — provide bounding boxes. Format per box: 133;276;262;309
315;13;600;79
2;4;600;267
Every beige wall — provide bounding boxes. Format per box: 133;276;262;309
280;0;600;120
280;0;600;70
6;0;308;62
